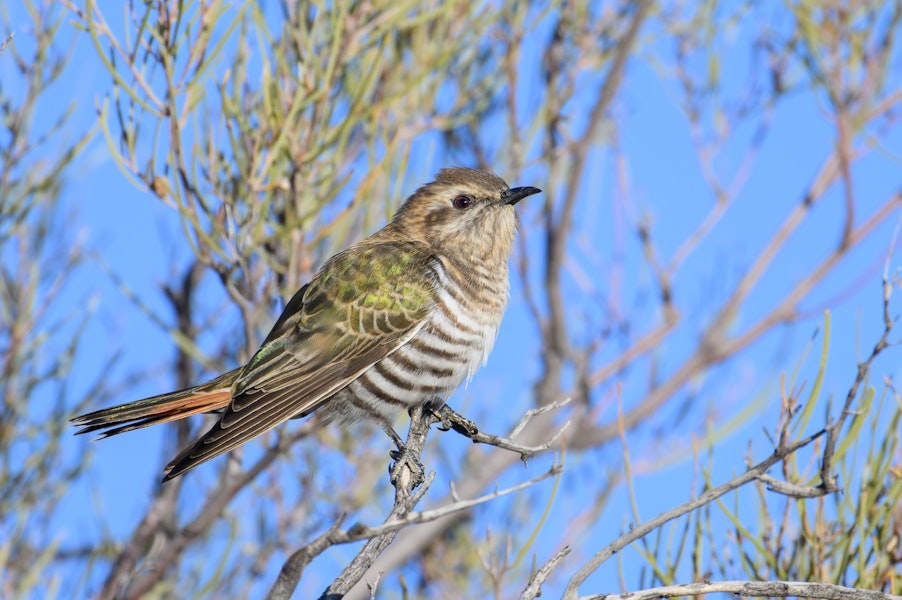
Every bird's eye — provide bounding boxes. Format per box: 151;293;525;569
452;195;473;210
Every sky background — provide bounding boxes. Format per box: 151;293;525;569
3;1;901;598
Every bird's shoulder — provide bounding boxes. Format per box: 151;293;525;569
312;237;438;313
260;238;438;349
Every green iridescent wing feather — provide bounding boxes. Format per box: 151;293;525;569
163;240;436;479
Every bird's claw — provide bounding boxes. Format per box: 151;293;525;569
435;409;454;431
388;443;425;489
432;405;479;437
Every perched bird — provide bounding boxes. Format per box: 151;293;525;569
72;168;541;481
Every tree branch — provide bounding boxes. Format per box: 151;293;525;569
582;580;902;600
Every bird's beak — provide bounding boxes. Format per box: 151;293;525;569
501;186;542;205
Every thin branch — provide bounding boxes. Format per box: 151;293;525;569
820;218;901;490
509;398;572;439
582;580;902;600
0;32;13;58
755;473;831;499
520;545;572;600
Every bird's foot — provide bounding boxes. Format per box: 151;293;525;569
432;404;479;437
388;442;425;490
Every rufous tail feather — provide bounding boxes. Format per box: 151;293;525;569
71;368;240;439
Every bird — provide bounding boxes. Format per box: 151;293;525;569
72;168;541;481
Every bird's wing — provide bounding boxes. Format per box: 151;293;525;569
163;240;436;479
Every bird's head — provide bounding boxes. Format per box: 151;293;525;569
391;167;541;261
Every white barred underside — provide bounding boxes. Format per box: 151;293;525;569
322;258;508;426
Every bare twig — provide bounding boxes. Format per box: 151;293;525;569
582;580;902;600
509;398;573;440
0;32;13;58
756;473;829;499
820;219;901;491
520;545;572;600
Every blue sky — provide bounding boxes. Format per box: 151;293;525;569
4;1;901;598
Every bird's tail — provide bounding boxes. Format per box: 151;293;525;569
71;368;242;439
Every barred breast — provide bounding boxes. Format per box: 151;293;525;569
324;256;509;425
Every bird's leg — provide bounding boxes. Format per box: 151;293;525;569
382;421;425;489
382;422;406;451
